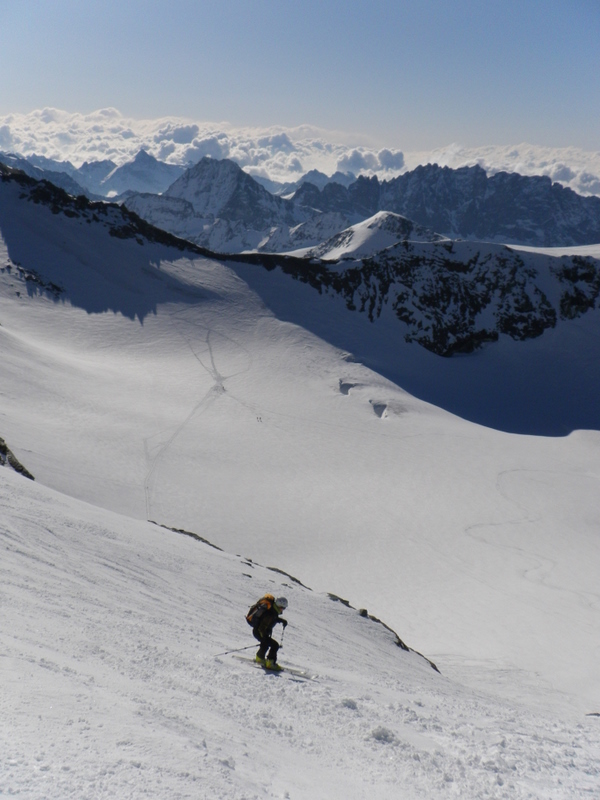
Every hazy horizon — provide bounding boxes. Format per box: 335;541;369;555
1;0;599;152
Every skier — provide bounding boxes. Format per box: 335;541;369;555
246;594;288;670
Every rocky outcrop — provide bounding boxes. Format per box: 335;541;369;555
0;437;34;480
233;240;600;357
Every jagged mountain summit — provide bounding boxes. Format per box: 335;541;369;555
295;163;600;247
254;167;357;196
99;149;185;196
163;155;298;224
124;156;335;252
124;157;600;253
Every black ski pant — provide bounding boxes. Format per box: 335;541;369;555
253;627;279;661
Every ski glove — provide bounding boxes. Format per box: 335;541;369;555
280;619;288;628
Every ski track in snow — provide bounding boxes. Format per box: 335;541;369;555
495;470;600;610
463;468;549;588
141;298;448;525
143;307;254;521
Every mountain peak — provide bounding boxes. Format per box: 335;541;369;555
164;157;296;227
133;148;156;164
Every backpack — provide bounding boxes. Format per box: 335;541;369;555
246;594;275;627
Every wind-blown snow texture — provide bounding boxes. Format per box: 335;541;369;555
1;161;600;797
3;470;600;799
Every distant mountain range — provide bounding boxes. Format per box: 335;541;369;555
4;160;598;364
3;151;600;251
0;149;184;198
0;152;101;199
2;149;600;362
124;156;600;252
253;168;357;196
294;164;600;247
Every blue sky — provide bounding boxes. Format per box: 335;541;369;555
1;0;599;150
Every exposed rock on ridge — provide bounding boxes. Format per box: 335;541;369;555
0;437;34;480
233;240;600;357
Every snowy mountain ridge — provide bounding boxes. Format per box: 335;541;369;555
293;163;600;247
0;151;98;199
0;148;184;199
291;211;448;260
123;157;600;251
252;235;600;357
3;161;600;379
0;162;203;258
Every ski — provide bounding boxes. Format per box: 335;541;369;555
232;654;316;680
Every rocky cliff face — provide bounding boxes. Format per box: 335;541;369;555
237;239;600;357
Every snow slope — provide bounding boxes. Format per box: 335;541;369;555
2;167;600;747
511;243;600;260
2;469;600;799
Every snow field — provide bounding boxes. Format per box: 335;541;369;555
2;469;600;799
2;191;600;719
3;178;600;797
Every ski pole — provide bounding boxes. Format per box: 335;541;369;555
280;625;285;648
213;644;257;658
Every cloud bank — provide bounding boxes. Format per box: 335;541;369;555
0;108;599;196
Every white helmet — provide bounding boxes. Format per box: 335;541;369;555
275;596;288;611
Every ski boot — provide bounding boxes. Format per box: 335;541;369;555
265;659;282;671
255;654;267;665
